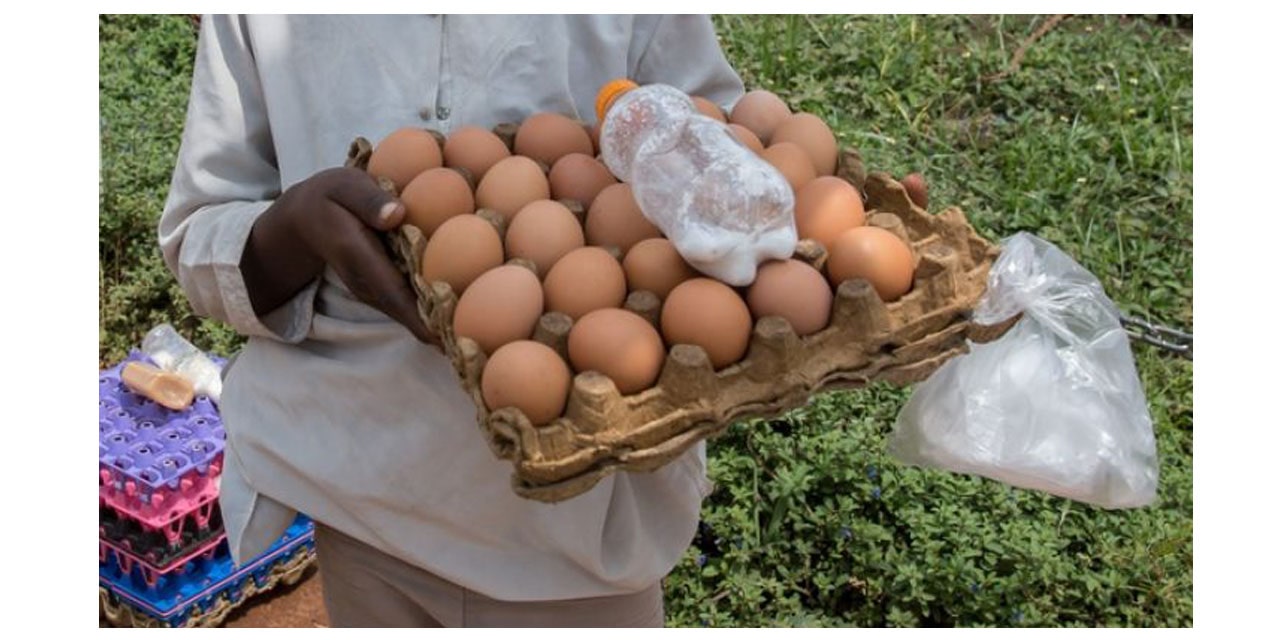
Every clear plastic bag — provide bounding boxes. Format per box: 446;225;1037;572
889;232;1159;509
141;323;224;403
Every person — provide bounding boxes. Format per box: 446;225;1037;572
159;14;744;628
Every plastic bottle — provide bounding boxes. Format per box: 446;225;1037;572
141;324;223;403
595;80;797;286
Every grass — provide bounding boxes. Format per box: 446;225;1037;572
99;15;242;365
714;15;1191;327
668;14;1192;627
99;14;1192;627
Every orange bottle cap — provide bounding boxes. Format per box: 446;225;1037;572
595;78;638;123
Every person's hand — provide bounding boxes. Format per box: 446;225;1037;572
240;167;440;348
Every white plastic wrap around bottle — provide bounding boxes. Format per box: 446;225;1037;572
889;233;1159;509
597;82;797;286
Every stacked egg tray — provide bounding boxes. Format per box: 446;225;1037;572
352;131;1013;503
99;515;316;628
99;352;317;627
99;352;226;567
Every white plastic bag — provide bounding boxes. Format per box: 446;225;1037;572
141;323;224;403
889;232;1159;509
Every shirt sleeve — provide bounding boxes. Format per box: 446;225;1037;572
628;15;745;111
158;14;319;343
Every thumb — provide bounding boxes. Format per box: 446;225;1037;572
327;168;407;231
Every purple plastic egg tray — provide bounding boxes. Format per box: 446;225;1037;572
99;352;226;506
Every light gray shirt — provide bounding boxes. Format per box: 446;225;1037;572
159;14;744;600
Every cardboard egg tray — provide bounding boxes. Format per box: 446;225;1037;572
350;133;1012;502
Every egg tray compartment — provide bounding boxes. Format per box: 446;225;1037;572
100;354;226;507
100;490;224;567
355;134;1010;502
99;532;228;594
99;515;315;628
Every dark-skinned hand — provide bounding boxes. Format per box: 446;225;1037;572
239;167;440;348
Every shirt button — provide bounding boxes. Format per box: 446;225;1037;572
418;107;433;121
436;106;451;120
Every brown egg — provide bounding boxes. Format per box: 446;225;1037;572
548;153;618;209
772;113;838;176
762;142;817;192
585;183;662;253
729;90;791;145
568;308;666;395
901;173;929;210
367;127;443;192
475;156;551;222
623;238;697;300
481;340;571;425
728;123;765;155
746;260;833;336
794;176;866;252
399;168;475;236
692;96;728;123
419;214;504;295
543;247;627;320
443;126;511;183
453;265;544;355
827;226;915;301
661;278;753;369
505;200;585;277
514;112;595;168
588;122;602;155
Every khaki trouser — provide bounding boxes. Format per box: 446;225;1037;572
314;523;666;628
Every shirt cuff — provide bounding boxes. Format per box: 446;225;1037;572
181;201;320;343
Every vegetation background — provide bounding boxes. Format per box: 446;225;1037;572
99;14;1193;626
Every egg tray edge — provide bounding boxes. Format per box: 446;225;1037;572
358;137;1011;503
